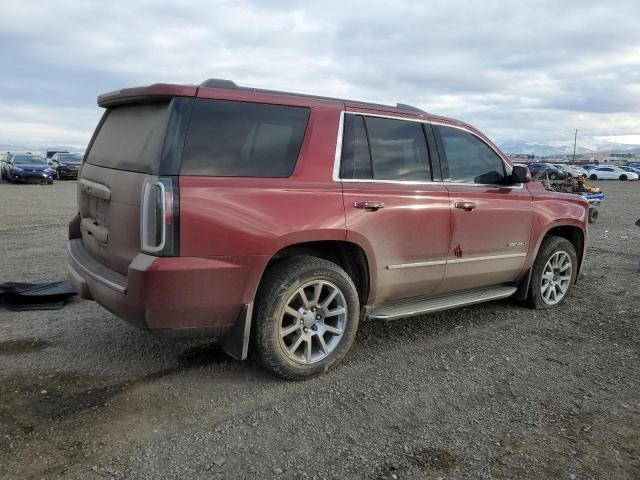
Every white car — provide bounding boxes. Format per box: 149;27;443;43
568;165;589;177
552;164;586;178
588;166;639;181
620;166;640;176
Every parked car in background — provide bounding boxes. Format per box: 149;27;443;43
68;79;589;379
627;162;640;169
7;154;55;184
50;152;83;179
45;149;69;163
0;152;9;180
588;166;639;181
527;163;568;180
620;166;640;176
551;164;586;178
568;165;589;177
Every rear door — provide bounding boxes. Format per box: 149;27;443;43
340;113;450;304
433;123;532;293
78;99;185;275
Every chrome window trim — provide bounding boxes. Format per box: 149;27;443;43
332;111;523;189
332;111;345;182
387;252;527;270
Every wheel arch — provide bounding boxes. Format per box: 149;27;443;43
539;224;586;274
264;240;371;306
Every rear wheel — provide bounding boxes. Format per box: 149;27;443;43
549;172;558;180
590;174;598;181
526;236;577;309
252;255;360;380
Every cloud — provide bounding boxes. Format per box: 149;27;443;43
1;0;640;148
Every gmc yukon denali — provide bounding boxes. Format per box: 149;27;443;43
68;79;588;379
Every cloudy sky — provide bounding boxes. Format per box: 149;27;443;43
2;0;640;150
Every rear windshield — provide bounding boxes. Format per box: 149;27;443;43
86;102;170;173
180;99;310;177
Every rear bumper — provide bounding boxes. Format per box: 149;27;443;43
67;239;267;338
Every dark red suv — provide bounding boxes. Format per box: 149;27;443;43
68;79;588;379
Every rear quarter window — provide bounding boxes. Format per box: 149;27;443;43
180;99;310;177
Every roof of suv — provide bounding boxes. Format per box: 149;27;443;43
98;78;430;116
97;78;494;150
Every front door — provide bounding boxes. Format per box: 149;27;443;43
432;123;533;293
340;112;451;304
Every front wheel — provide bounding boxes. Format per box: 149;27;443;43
252;256;360;380
620;175;627;181
526;236;578;309
589;174;598;181
549;172;558;180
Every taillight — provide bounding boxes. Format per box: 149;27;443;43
141;177;179;256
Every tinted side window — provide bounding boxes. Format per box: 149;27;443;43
437;126;506;185
366;117;430;181
181;99;310;177
340;114;372;179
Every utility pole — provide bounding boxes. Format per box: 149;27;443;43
572;129;578;163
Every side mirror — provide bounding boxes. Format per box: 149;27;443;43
512;165;531;184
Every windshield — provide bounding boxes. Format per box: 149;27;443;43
58;154;83;164
13;155;46;165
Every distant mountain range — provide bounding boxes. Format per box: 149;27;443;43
498;141;640;157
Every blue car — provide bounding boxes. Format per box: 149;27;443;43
7;154;55;184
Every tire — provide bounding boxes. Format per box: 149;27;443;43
620;175;627;181
526;236;578;309
549;172;558;180
252;255;360;380
589;174;598;181
588;207;598;223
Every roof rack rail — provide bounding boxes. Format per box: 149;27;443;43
200;78;238;89
396;103;426;113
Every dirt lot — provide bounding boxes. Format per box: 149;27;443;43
0;179;638;480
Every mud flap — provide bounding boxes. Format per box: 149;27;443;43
221;303;253;360
513;269;532;301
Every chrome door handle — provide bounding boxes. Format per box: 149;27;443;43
454;201;477;211
354;201;385;211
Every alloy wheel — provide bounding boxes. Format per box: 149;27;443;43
278;280;347;364
540;250;572;305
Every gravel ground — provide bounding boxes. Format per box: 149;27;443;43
0;179;638;480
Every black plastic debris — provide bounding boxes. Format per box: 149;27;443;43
0;280;77;311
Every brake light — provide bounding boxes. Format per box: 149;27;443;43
141;177;179;256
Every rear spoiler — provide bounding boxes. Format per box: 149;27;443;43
98;84;198;108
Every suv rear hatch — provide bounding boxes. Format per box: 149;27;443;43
78;93;190;276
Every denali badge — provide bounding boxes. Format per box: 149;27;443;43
507;242;527;247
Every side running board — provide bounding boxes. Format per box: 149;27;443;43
367;285;518;321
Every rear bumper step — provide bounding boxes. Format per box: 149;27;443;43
68;239;127;293
367;285;518;321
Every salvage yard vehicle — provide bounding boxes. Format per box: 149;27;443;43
0;152;8;180
588;166;639;181
619;166;640;176
526;163;568;180
50;152;83;179
45;148;69;162
7;154;55;184
68;79;589;379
